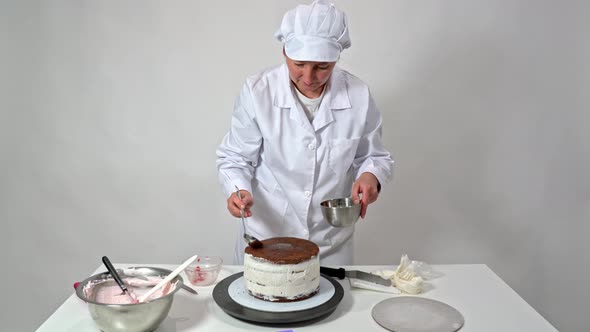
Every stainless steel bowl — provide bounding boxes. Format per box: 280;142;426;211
321;197;361;227
76;267;182;332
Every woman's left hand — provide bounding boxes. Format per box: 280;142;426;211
351;172;380;218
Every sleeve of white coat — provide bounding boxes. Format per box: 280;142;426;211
353;93;394;187
216;83;263;199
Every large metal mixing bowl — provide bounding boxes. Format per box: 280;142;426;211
76;267;182;332
321;197;361;227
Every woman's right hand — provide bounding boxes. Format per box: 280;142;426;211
227;190;254;218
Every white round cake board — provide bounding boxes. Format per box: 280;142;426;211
228;276;335;312
372;297;464;332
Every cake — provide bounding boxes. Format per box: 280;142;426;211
243;237;320;302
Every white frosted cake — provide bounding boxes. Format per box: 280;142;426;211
243;237;320;302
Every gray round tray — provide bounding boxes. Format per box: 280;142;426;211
372;296;464;332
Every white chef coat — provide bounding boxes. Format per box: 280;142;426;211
216;64;393;265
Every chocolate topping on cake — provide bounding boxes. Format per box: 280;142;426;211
244;237;319;264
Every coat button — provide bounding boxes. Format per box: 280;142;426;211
304;191;312;197
307;143;315;150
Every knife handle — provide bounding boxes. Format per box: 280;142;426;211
320;266;346;279
102;256;128;293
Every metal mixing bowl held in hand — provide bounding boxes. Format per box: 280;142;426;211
76;267;183;332
321;197;361;227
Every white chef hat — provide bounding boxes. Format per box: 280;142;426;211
275;0;351;62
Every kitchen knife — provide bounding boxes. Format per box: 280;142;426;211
320;266;392;286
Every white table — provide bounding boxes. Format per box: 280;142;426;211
36;264;557;331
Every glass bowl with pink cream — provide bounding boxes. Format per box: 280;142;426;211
184;256;223;286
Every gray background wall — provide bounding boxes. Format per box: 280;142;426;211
1;0;588;331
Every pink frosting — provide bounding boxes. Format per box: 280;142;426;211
83;277;177;304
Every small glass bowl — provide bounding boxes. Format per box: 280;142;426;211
184;256;223;286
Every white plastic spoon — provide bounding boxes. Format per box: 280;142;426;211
137;255;198;303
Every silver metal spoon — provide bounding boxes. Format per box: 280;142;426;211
234;185;263;249
180;284;198;294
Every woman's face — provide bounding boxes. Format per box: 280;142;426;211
285;55;336;98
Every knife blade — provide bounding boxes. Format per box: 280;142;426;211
320;266;392;286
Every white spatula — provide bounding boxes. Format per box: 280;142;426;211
137;255;198;303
